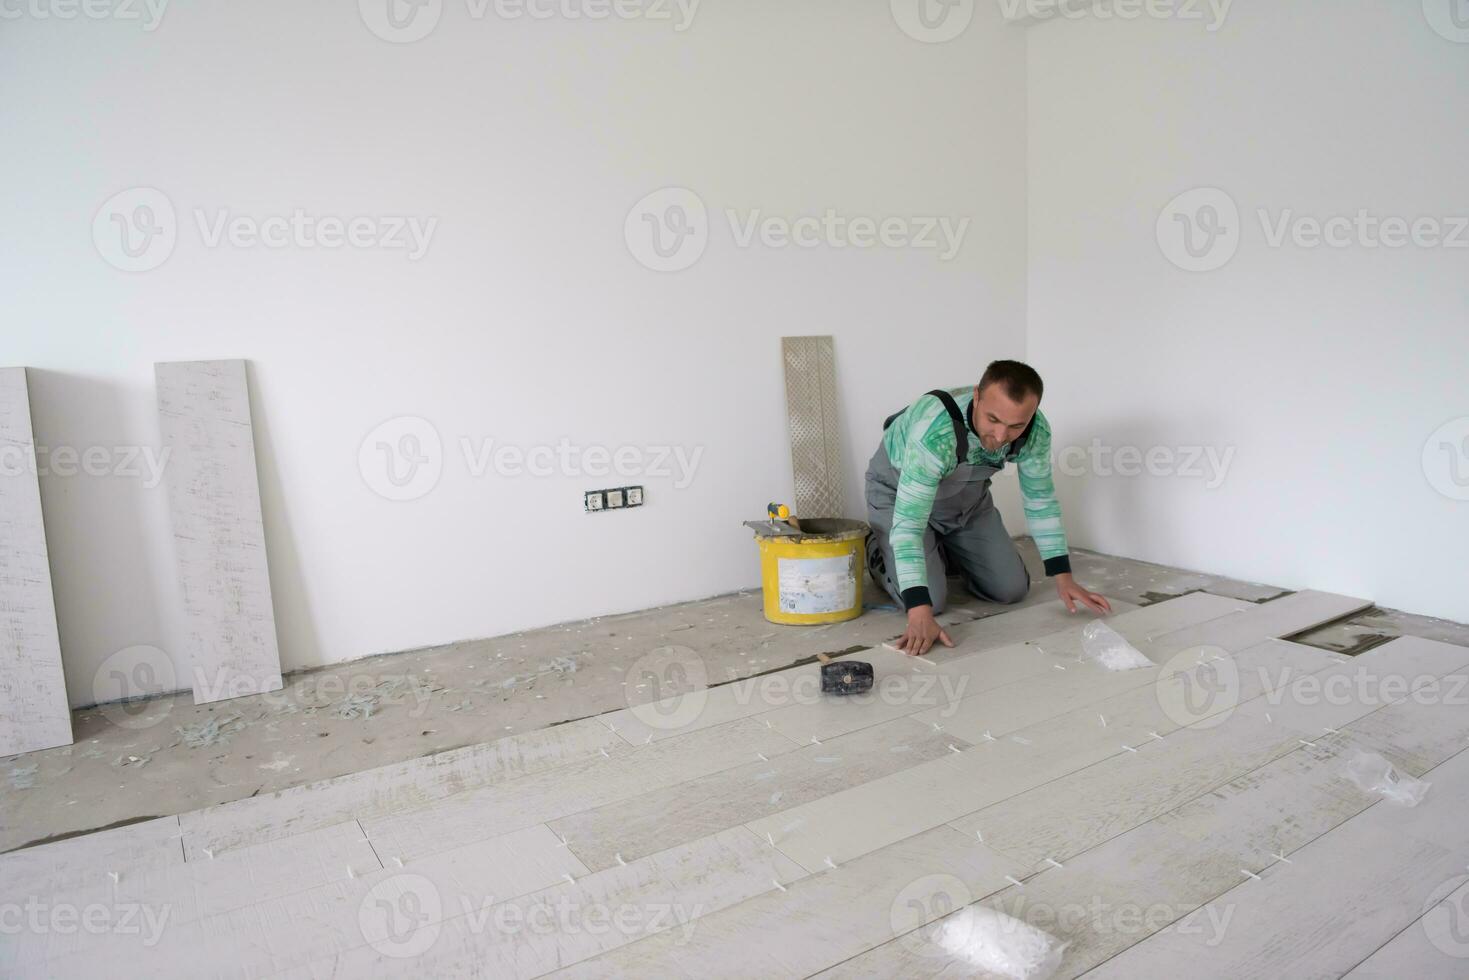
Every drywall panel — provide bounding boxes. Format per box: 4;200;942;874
0;366;70;755
156;359;282;704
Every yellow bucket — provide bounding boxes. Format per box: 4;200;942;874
752;519;869;625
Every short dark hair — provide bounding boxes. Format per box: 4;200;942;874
978;360;1044;404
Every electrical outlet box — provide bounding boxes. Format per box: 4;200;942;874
585;486;644;513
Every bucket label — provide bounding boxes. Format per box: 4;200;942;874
777;555;856;615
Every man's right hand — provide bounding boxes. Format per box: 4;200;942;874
895;605;955;657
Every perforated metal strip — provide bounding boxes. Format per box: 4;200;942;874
781;335;844;519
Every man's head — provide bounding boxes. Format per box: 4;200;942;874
972;360;1043;452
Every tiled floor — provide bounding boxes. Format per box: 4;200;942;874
4;546;1469;978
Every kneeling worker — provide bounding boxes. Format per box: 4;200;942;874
866;360;1111;656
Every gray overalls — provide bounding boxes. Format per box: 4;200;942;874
864;390;1033;613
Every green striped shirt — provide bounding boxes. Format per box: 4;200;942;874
880;387;1069;594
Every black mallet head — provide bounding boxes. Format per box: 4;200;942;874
820;660;874;696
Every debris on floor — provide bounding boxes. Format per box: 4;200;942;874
1079;621;1153;671
932;906;1066;980
1344;751;1430;807
177;714;245;749
8;762;39;790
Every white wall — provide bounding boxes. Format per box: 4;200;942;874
1;1;1028;704
1027;0;1469;623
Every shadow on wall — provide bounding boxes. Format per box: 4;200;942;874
26;368;181;707
244;360;321;673
24;364;320;707
1049;420;1190;561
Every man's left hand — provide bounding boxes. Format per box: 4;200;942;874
1055;572;1112;615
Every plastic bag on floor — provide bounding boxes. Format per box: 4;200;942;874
933;906;1066;980
1344;751;1430;807
1079;622;1153;671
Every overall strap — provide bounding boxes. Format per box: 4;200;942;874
883;390;968;465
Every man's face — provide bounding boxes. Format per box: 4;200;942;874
972;384;1038;452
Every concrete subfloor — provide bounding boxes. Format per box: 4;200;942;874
3;542;1465;855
